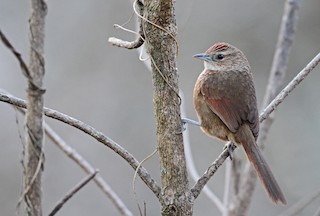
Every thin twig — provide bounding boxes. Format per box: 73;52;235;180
230;0;301;213
278;187;320;216
257;0;301;150
132;149;158;216
191;143;236;199
2;94;134;216
45;125;134;216
108;0;145;49
259;52;320;123
313;206;320;216
0;91;161;199
48;171;98;216
222;159;232;216
180;92;225;212
0;29;44;90
191;51;320;199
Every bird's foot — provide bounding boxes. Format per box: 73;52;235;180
224;142;236;160
181;118;200;127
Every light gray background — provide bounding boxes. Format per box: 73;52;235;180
1;0;320;215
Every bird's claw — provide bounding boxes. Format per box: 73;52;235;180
181;118;200;127
224;142;236;160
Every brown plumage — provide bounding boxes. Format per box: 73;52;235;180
193;42;286;204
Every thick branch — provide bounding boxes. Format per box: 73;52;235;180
143;0;192;215
24;0;47;215
0;92;161;199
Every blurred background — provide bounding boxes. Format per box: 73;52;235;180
1;0;320;215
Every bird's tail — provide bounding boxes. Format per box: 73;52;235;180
237;125;287;205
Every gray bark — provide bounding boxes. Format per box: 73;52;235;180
24;0;47;215
143;0;193;215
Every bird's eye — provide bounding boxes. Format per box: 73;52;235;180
216;54;225;60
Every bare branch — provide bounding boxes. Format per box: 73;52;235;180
0;92;161;199
230;0;302;213
0;88;134;216
260;51;320;123
48;171;98;216
191;50;320;200
231;157;242;196
314;206;320;216
278;187;320;216
222;160;232;216
44;125;134;216
108;0;145;49
0;30;31;83
24;0;47;215
191;143;236;199
257;0;301;151
143;0;190;214
181;93;225;212
132;149;158;216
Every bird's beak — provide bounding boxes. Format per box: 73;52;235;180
193;53;213;62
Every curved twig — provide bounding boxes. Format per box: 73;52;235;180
2;88;134;216
108;0;145;49
44;125;134;216
0;92;161;199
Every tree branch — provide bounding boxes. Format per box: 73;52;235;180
314;206;320;216
44;125;134;216
259;51;320;123
181;92;225;213
0;92;161;200
278;187;320;216
24;0;47;215
230;0;301;214
0;88;134;216
48;171;98;216
108;0;145;49
191;143;236;199
143;0;192;215
0;30;32;83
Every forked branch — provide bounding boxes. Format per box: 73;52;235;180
0;92;161;199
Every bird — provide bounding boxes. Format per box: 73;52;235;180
193;42;286;204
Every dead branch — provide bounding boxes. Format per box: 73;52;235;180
229;0;302;214
48;171;98;216
23;0;47;215
0;91;161;199
108;0;145;49
278;187;320;216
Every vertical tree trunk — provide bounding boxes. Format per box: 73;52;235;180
143;0;193;215
24;0;47;215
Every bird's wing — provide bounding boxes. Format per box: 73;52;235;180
200;71;259;138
